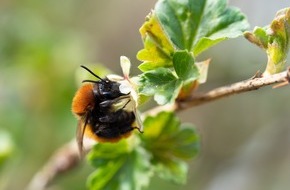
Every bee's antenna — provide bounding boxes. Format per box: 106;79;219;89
80;65;104;81
82;80;99;83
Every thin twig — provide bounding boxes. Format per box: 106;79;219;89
26;68;290;190
177;68;290;110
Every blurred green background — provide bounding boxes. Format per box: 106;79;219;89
0;0;289;190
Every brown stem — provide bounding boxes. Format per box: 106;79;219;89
26;68;290;190
177;68;290;110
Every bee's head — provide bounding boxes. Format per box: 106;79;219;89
80;65;125;100
97;79;123;99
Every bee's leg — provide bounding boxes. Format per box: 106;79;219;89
133;108;144;133
121;99;131;109
132;126;144;133
99;95;130;108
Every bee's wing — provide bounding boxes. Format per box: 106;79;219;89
76;118;87;157
134;108;144;133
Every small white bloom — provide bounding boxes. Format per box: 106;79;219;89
120;56;131;79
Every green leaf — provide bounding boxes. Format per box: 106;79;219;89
138;0;249;65
244;8;290;75
87;157;126;190
154;79;183;105
137;14;174;72
87;139;153;190
165;0;248;56
141;112;200;184
244;27;268;49
87;140;129;168
139;68;183;105
155;159;188;184
173;50;199;82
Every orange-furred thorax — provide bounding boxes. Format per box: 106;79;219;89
72;83;95;116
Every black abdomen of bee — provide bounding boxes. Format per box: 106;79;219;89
87;81;136;139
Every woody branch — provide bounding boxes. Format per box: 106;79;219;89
177;68;290;110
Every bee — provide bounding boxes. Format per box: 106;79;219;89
72;65;143;155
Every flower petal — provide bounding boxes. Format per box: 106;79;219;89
106;74;124;81
120;56;131;78
119;82;132;94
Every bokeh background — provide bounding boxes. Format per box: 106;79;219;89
0;0;289;190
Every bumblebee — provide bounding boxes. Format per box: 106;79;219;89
72;65;143;154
